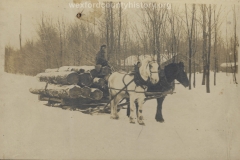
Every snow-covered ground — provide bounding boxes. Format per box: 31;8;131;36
0;71;239;159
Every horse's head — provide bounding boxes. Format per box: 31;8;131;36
139;57;159;85
164;62;189;88
175;62;189;87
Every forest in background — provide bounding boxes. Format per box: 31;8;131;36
4;2;238;92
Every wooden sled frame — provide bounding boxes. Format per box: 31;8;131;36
38;90;175;114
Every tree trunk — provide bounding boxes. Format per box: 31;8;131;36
206;4;211;93
188;41;192;90
118;2;122;68
201;4;207;85
110;2;114;64
213;7;217;86
193;61;196;88
185;4;196;90
29;82;82;99
233;5;238;84
37;71;79;85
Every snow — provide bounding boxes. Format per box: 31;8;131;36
0;71;239;159
220;62;238;68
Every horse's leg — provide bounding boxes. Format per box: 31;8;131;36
126;98;137;117
110;95;121;119
110;93;115;119
126;98;130;117
129;95;136;124
135;100;139;117
137;98;145;125
155;96;165;122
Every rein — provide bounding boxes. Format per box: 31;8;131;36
104;60;159;110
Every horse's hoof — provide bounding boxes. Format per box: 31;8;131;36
156;118;164;123
129;117;135;124
110;115;119;119
138;115;144;120
138;120;145;125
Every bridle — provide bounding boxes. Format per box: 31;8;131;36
147;60;159;76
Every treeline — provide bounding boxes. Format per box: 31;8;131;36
5;17;102;76
5;3;238;90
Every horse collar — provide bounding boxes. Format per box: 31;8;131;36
134;66;150;89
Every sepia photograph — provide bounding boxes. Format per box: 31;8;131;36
0;0;239;159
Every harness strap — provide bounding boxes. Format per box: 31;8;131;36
134;66;150;89
122;74;129;96
103;78;135;110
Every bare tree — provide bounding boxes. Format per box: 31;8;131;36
206;4;212;93
232;4;238;84
142;3;168;64
185;4;196;90
201;4;207;85
19;14;22;50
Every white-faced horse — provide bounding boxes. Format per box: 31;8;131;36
108;57;159;125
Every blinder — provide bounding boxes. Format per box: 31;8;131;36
148;60;159;74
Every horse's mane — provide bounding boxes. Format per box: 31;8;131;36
140;56;153;67
164;63;179;80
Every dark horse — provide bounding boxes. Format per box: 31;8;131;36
127;62;189;122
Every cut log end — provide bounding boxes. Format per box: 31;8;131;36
67;73;80;85
90;88;103;100
81;86;91;98
69;86;82;98
78;73;93;86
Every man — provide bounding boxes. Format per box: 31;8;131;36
96;45;109;67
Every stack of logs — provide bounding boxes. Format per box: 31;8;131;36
29;65;111;105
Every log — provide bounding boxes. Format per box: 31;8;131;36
81;86;91;98
92;78;106;88
58;66;73;72
36;71;79;85
90;88;103;100
45;68;59;73
29;82;82;99
78;73;93;86
85;70;98;78
39;95;62;103
58;66;99;77
100;66;111;76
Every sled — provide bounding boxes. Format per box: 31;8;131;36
38;89;175;114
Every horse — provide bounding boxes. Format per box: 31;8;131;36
127;62;189;123
108;57;159;125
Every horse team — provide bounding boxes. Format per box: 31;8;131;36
108;56;189;125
